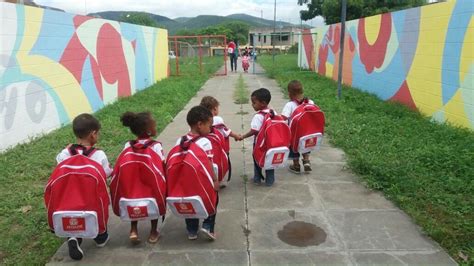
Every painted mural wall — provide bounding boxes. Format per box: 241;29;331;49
299;0;473;129
0;2;169;151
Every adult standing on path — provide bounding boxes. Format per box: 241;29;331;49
227;40;238;72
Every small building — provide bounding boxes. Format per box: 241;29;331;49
248;26;302;49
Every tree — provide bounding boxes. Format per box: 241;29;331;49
298;0;427;24
119;12;158;27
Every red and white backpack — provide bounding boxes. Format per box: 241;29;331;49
207;127;229;182
110;140;167;222
289;99;325;154
166;136;218;219
44;145;109;239
253;110;291;170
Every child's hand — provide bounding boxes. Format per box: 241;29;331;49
213;180;220;191
234;134;243;141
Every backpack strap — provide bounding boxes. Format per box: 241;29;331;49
68;144;96;157
258;109;275;119
129;139;157;152
179;135;201;151
295;97;309;105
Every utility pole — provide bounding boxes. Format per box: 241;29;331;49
272;0;276;63
337;0;347;100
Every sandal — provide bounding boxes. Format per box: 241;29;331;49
148;231;160;244
129;231;140;244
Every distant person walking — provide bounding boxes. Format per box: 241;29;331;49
227;40;238;72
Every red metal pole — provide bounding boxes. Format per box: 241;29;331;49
174;36;179;76
223;36;227;76
198;36;203;74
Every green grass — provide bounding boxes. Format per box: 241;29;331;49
234;74;250;104
260;54;474;264
0;57;222;265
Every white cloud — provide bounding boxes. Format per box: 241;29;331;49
34;0;324;27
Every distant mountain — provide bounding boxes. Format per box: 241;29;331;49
226;14;295;28
88;11;179;29
174;17;192;23
88;11;308;34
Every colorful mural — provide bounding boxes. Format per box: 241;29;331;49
299;0;473;129
0;2;169;151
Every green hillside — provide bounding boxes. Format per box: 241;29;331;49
88;11;306;34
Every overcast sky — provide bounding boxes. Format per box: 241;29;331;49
34;0;324;27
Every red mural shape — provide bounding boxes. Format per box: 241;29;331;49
317;44;329;75
73;15;93;28
316;24;356;85
96;23;131;97
358;13;392;74
59;19;132;100
302;29;314;70
389;81;417;110
332;31;356;85
59;33;89;84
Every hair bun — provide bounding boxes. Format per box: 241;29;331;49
120;112;137;127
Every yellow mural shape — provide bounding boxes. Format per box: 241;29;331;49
364;14;384;46
444;89;470;128
16;6;92;120
154;28;169;82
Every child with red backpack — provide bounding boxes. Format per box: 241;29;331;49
239;88;291;186
45;113;111;261
166;106;219;240
200;96;240;187
281;80;324;174
110;111;166;244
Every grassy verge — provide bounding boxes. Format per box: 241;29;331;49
234;74;249;104
259;54;474;264
0;57;222;265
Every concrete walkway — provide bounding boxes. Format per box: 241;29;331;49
49;61;456;265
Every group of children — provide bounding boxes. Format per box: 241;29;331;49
45;80;322;261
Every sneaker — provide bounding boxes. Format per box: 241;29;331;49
303;161;312;173
188;233;198;240
288;164;301;174
95;232;109;247
67;237;84;260
199;228;216;241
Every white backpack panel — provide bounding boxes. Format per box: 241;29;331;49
298;133;323;154
263;147;290;170
119;197;160;221
52;211;99;238
166;196;209;219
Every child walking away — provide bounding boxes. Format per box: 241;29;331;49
110;111;166;244
242;52;250;73
166;106;219;241
44;114;111;261
200;96;240;187
281;80;325;174
239;88;291;186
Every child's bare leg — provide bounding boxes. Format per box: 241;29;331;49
130;221;139;242
148;219;159;243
